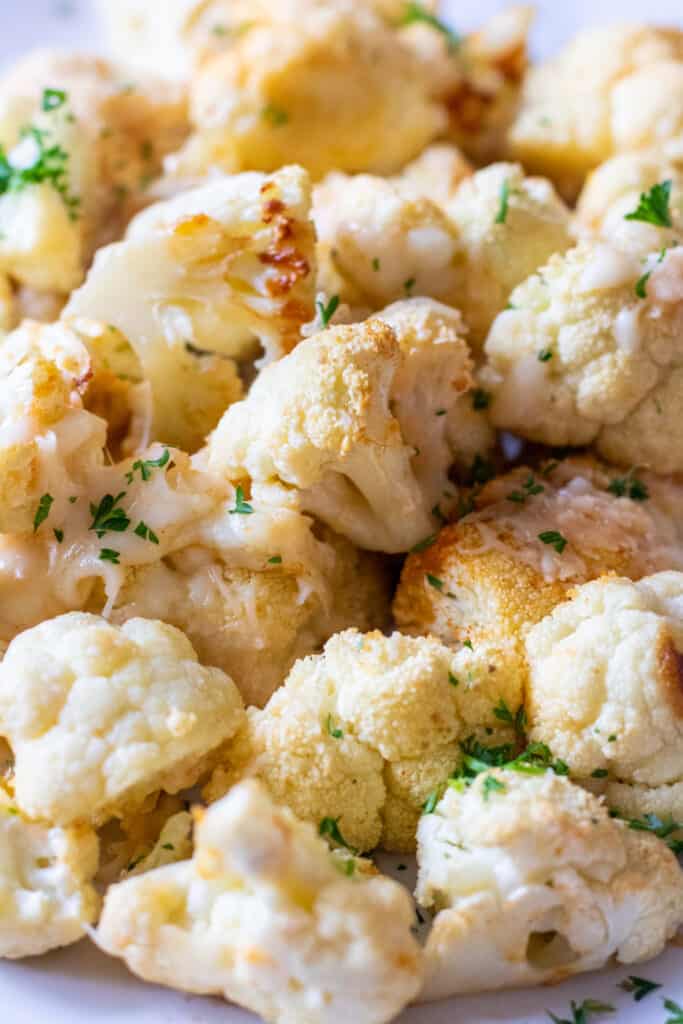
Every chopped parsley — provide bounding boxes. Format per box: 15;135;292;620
411;534;436;554
664;999;683;1023
0;126;80;220
161;843;175;851
610;811;683;854
607;473;649;501
618;976;661;1002
89;492;130;538
319;817;355;851
229;485;254;515
268;555;283;565
463;639;473;650
538;347;554;362
547;999;615;1024
42;88;67;112
99;548;121;565
422;788;442;814
426;573;444;591
472;388;491;411
591;768;609;779
507;474;544;504
538;530;567;554
624;180;673;228
448;672;459;688
451;736;569;786
493;698;527;738
470;454;496;486
125;448;170;483
403;276;416;296
435;408;447;416
262;104;289;126
326;714;343;739
134;521;159;544
317;294;340;327
635;269;652;299
53;528;64;543
482;775;506;800
372;257;381;271
399;2;460;52
33;493;54;533
494;179;510;225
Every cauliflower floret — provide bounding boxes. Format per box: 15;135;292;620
0;614;245;826
95;780;423;1024
65;167;315;444
207;316;488;553
171;1;444;181
447;163;572;347
527;573;683;821
206;629;518;853
417;770;683;998
0;786;99;959
576;145;683;254
394;458;683;709
0;51;189;293
483;240;683;472
510;24;683;200
390;144;473;208
313;172;461;312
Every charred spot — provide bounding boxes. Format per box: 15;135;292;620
260;246;311;296
262;198;286;223
446;83;497;131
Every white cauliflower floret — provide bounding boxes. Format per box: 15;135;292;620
0;786;99;959
65;167;316;445
447;163;572;347
95;780;423;1024
510;24;683;199
390;144;472;208
576;145;683;254
0;50;188;293
416;770;683;998
313;172;461;312
206;629;518;853
483;240;683;472
527;573;683;821
208;316;486;553
171;1;444;182
0;614;245;826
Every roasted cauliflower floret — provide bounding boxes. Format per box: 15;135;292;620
447;163;572;347
0;614;245;826
65;167;316;447
527;573;683;821
417;770;683;998
208;316;488;553
206;629;518;853
95;780;423;1024
0;786;99;960
394;458;683;706
391;144;473;208
483;240;683;472
172;1;444;181
0;50;189;293
510;24;683;200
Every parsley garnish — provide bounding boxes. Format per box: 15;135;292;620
495;179;510;224
507;474;544;504
624;180;672;228
483;775;506;800
607;473;649;501
42;88;67;112
89;492;130;538
451;737;568;787
470;454;496;486
33;493;54;533
134;521;159;544
319;817;355;851
317;294;340;327
262;104;289;126
161;843;175;851
0;126;80;220
372;257;381;271
610;811;683;854
664;999;683;1023
547;999;615;1024
426;573;444;591
448;672;459;688
591;768;609;778
411;534;437;554
422;788;442;814
125;448;170;484
472;388;491;410
99;548;121;564
268;555;283;564
635;269;652;299
619;976;661;1002
399;2;460;52
229;485;254;515
493;699;527;738
539;530;567;553
53;528;64;543
326;714;343;739
538;348;553;362
403;276;416;296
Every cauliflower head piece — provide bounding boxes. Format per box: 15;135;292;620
390;144;473;209
206;629;519;853
207;314;489;553
0;786;100;959
483;239;683;472
416;769;683;998
527;572;683;821
394;458;683;709
510;23;683;199
95;779;423;1024
0;613;245;826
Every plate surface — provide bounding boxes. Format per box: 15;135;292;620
1;2;682;1022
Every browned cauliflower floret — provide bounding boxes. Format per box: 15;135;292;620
206;629;517;853
482;239;683;472
510;23;683;199
417;770;683;997
527;572;683;823
394;458;683;709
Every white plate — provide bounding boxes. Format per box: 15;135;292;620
1;2;682;1022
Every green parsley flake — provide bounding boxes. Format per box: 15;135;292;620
161;843;175;851
99;548;121;565
372;257;381;271
448;672;459;687
610;811;683;854
125;448;170;484
663;999;683;1023
547;998;615;1024
482;775;506;800
507;474;544;504
268;555;283;564
42;88;67;112
399;2;460;52
635;269;652;299
229;485;254;515
494;178;510;224
591;768;609;779
422;788;441;814
538;530;567;554
538;348;553;362
624;180;673;228
326;713;343;739
403;277;416;296
317;294;340;327
134;521;159;544
607;474;649;501
53;528;64;543
0;126;80;220
318;816;354;851
472;388;491;411
426;573;444;591
89;492;130;538
33;493;54;533
262;104;289;126
618;976;662;1002
411;534;437;554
